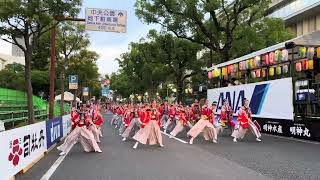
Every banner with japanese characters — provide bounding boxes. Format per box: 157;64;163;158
46;117;63;149
85;8;127;33
256;118;320;142
208;78;294;120
62;114;72;138
0;122;47;180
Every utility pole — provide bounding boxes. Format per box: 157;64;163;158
48;17;85;119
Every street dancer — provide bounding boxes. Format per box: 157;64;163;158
169;106;193;138
122;105;143;141
163;104;176;133
187;100;218;144
132;101;164;149
57;105;102;155
159;100;170;127
232;98;262;142
92;105;104;138
218;99;235;134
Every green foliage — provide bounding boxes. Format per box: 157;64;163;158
111;30;204;101
67;49;101;97
0;64;25;91
135;0;294;64
0;0;81;123
31;70;50;96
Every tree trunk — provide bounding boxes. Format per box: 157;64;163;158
221;46;231;63
25;51;35;124
176;72;184;103
177;80;184;103
73;89;77;109
59;66;65;116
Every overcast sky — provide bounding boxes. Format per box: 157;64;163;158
81;0;160;76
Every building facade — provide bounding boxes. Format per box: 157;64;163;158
0;38;25;70
267;0;320;36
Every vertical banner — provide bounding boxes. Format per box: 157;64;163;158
46;117;63;149
207;78;294;120
62;114;72;138
0;122;47;180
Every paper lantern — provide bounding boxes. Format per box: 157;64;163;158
283;65;289;74
299;47;306;58
239;62;243;70
264;54;270;65
276;66;282;75
227;65;234;74
282;49;288;62
317;48;320;58
296;62;302;72
255;69;261;78
307;47;315;60
246;60;250;69
269;52;275;64
251;71;256;78
302;59;308;70
222;67;228;76
254;56;261;67
275;50;282;63
269;67;274;76
213;68;221;77
208;71;213;79
308;60;314;70
233;64;238;73
250;59;255;69
262;69;267;77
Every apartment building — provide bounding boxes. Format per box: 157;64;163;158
267;0;320;36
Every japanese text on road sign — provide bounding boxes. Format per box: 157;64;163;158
85;8;127;33
83;87;89;96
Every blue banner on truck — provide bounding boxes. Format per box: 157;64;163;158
46;117;63;149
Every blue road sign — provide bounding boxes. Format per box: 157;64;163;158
69;75;78;83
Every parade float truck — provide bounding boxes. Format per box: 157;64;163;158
207;31;320;142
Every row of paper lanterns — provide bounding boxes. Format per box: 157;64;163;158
208;47;318;79
208;59;314;79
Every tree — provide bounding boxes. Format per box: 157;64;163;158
66;49;100;101
56;22;89;115
32;31;51;70
0;63;25;91
146;30;203;101
112;30;204;102
135;0;293;65
0;64;50;98
0;0;81;124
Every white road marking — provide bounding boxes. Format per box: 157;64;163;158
161;131;188;144
263;133;320;145
40;144;74;180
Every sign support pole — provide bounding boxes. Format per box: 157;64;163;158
49;22;56;119
48;18;85;119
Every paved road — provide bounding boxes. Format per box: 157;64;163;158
17;113;320;180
